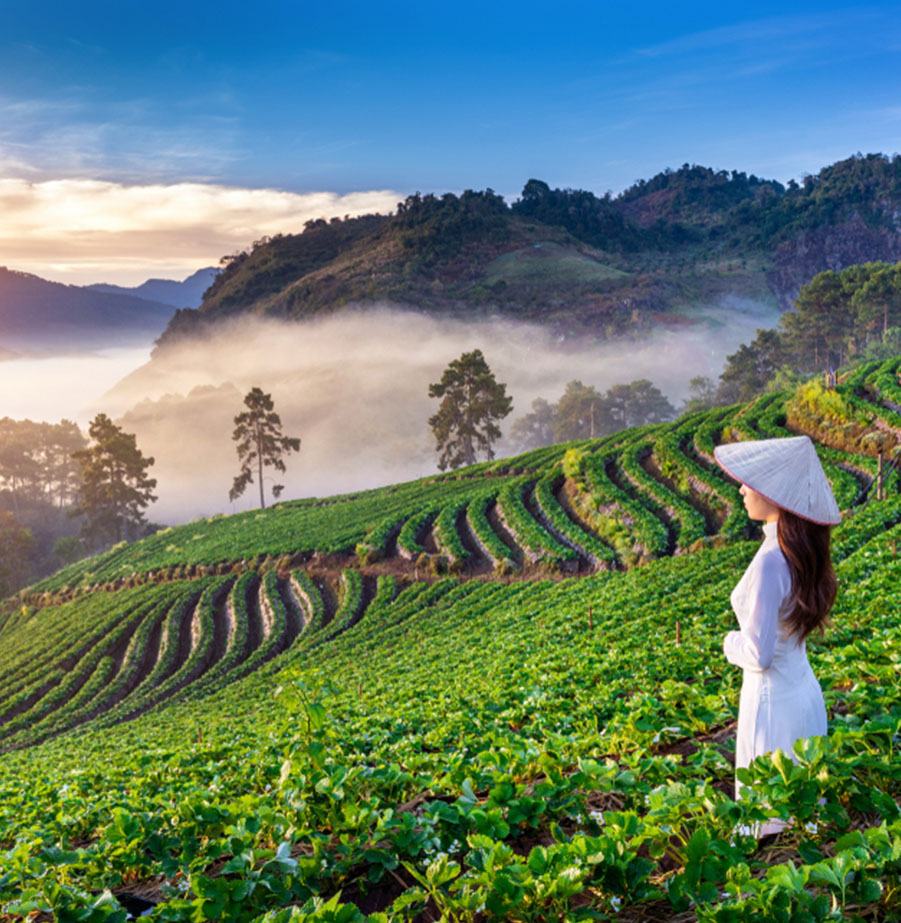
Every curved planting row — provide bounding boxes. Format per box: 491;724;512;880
323;569;367;641
532;474;616;569
432;500;471;568
867;354;901;410
495;479;579;570
355;512;406;564
131;576;233;716
579;450;669;560
1;565;466;749
620;440;708;550
653;431;747;540
692;404;737;462
289;570;325;632
1;583;206;748
97;585;204;726
0;590;161;733
464;492;519;574
396;508;436;560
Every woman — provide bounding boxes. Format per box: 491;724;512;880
714;435;839;836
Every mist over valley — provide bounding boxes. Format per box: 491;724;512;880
98;301;777;523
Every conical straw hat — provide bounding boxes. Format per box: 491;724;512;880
714;435;841;525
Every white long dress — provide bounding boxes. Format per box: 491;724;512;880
724;521;828;834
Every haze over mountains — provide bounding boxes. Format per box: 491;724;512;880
6;153;901;362
0;266;215;355
6;153;901;520
86;267;217;309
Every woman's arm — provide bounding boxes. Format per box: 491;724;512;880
723;550;791;671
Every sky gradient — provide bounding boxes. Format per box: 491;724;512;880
2;1;901;283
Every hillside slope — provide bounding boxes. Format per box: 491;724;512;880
155;154;901;352
1;356;901;920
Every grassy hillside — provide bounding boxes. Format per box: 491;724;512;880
1;357;901;921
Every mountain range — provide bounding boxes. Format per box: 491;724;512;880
6;153;901;360
0;266;215;356
86;267;217;309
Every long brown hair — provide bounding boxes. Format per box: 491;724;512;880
777;508;837;642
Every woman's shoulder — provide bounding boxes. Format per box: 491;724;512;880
754;542;792;586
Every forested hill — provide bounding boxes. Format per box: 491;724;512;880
156;153;901;350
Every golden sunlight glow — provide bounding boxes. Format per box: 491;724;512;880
0;178;402;285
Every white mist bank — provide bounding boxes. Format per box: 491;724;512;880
0;346;151;423
95;302;778;524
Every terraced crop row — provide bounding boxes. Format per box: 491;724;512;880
15;361;898;599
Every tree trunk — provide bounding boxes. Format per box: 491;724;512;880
257;424;265;509
465;373;475;466
878;451;884;502
114;461;122;542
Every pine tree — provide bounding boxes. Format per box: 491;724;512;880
71;414;157;545
428;350;512;470
229;387;301;509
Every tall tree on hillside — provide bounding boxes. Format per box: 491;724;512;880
45;420;88;508
71;414;157;545
554;380;612;441
718;329;788;403
428;350;513;470
852;262;901;346
606;380;675;428
682;376;718;413
0;418;86;513
782;270;852;368
229;387;301;509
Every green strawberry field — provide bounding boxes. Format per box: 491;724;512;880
2;356;901;922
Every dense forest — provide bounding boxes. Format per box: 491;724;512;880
0;417;161;595
153;152;901;352
719;261;901;401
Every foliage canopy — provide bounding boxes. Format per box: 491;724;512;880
229;387;301;509
71;414;157;545
428;350;513;470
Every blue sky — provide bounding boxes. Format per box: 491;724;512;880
1;1;901;282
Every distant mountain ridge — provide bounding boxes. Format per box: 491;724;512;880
87;267;217;309
154;153;901;351
0;267;175;354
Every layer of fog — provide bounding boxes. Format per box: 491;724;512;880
0;346;151;423
96;301;779;524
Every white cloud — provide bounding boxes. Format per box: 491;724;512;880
0;177;402;284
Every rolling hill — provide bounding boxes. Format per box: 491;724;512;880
154;154;901;353
1;356;900;920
